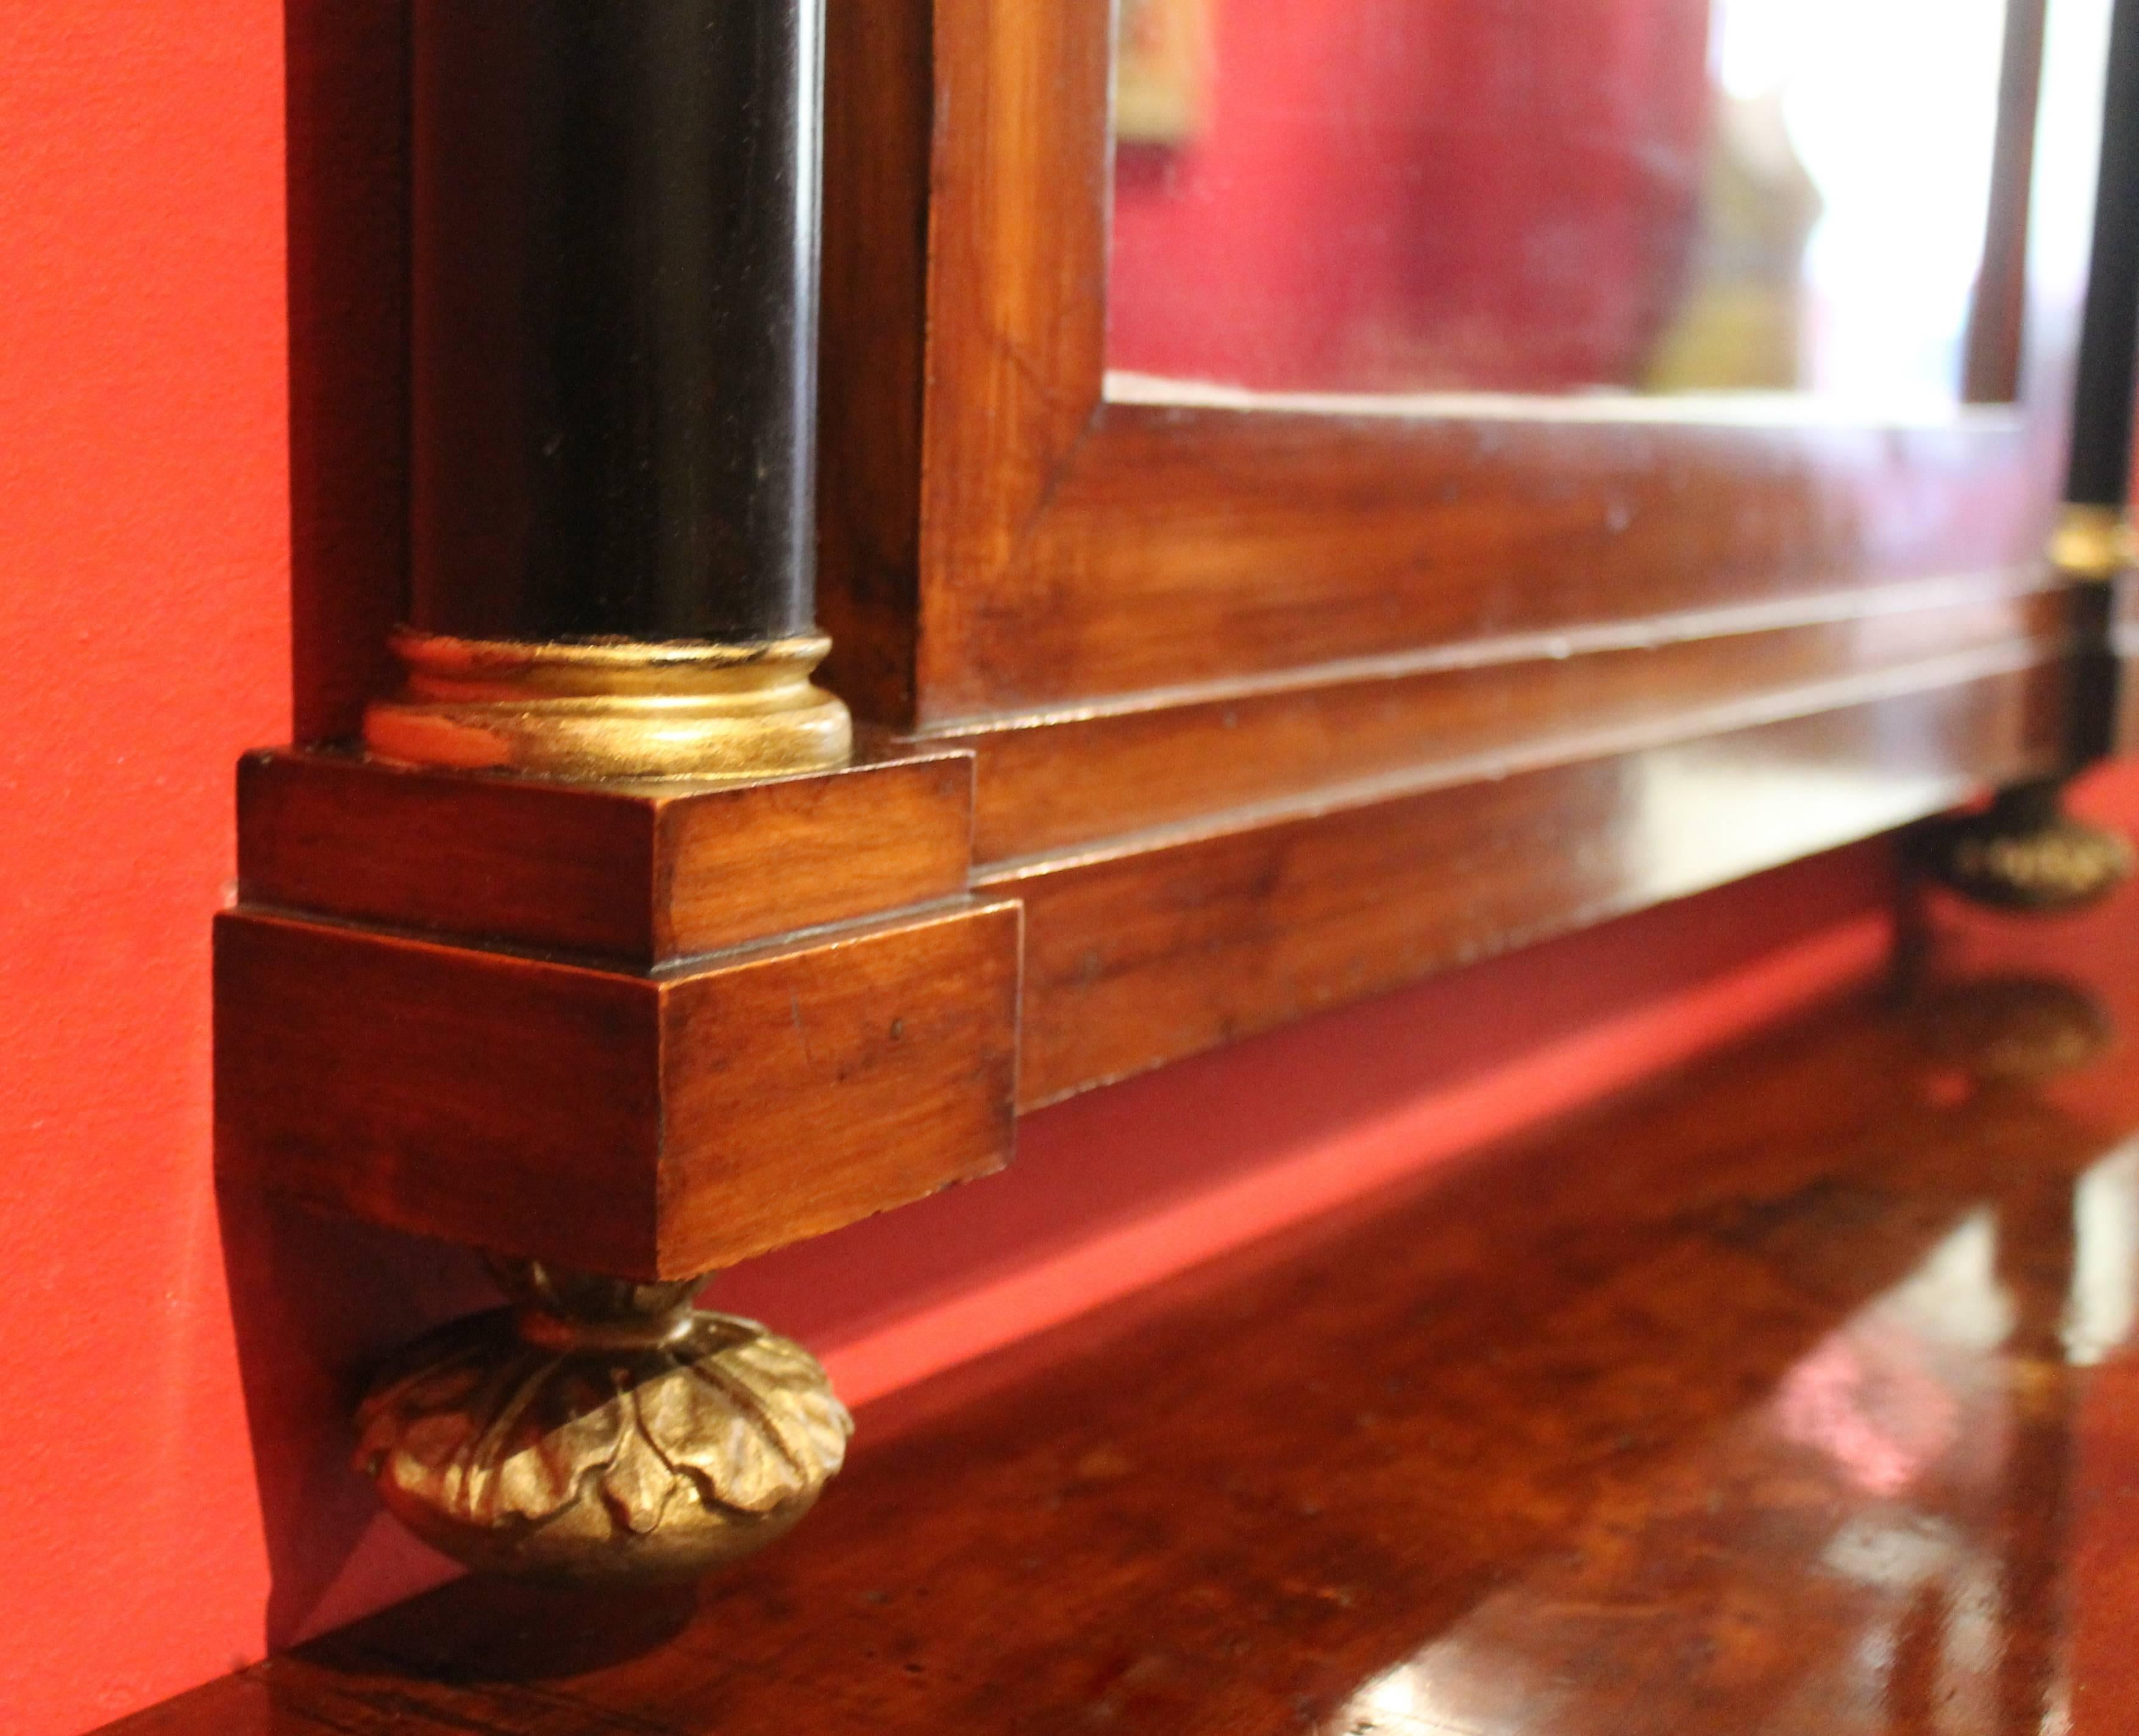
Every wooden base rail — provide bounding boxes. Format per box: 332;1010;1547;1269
216;740;1022;1576
147;874;2139;1732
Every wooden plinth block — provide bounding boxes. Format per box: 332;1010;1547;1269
219;742;1021;1282
215;897;1020;1279
236;738;976;967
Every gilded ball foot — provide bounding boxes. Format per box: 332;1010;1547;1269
355;1258;852;1581
1916;781;2134;914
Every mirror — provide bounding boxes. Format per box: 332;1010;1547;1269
1109;0;2024;410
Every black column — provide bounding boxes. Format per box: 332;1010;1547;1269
2062;0;2139;767
409;0;821;646
2070;0;2139;510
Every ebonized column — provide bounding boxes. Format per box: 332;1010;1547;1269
366;0;850;779
2066;0;2139;521
1920;0;2139;909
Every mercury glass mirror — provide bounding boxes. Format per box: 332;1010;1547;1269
1111;0;2028;410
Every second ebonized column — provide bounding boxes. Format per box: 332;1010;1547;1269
1922;0;2139;910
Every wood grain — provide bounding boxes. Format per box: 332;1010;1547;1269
945;404;2061;715
657;900;1021;1277
238;740;975;966
911;0;1111;681
816;1;933;724
855;0;2099;724
215;899;1020;1279
989;662;2066;1105
944;582;2073;866
118;877;2139;1735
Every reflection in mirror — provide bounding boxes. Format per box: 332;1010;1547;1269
1110;0;2026;410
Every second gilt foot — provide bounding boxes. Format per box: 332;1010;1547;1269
1915;780;2133;914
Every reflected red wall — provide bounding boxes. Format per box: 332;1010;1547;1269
1109;0;1712;391
1;9;2130;1736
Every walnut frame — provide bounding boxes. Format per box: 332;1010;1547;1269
815;0;2116;1106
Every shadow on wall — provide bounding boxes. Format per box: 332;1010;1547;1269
218;1194;490;1646
282;0;410;748
217;0;436;1651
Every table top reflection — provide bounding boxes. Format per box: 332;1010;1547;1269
115;883;2139;1734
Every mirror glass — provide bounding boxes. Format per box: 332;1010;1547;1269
1109;0;2022;410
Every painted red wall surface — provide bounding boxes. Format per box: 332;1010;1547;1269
2;10;2130;1736
0;4;292;1731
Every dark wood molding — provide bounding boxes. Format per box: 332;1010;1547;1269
816;1;933;723
995;661;2067;1105
945;580;2072;867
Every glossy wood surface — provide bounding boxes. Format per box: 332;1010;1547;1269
816;0;2105;725
934;400;2064;718
950;582;2071;867
215;898;1021;1279
805;0;2113;1112
123;877;2139;1734
410;0;823;642
996;660;2066;1105
237;739;976;967
816;0;931;721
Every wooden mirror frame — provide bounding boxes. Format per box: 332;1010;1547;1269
204;0;2132;1590
816;0;2123;1108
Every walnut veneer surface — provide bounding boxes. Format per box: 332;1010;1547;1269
113;879;2139;1734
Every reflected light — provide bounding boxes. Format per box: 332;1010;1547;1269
1112;0;2016;406
1776;1332;1961;1498
1712;0;2011;405
1331;1640;1561;1736
1320;1165;2120;1735
2064;1138;2139;1366
1776;1211;2008;1496
1632;746;1960;904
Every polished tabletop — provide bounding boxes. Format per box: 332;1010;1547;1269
114;881;2139;1735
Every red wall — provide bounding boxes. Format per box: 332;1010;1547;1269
2;10;2128;1736
0;5;291;1731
